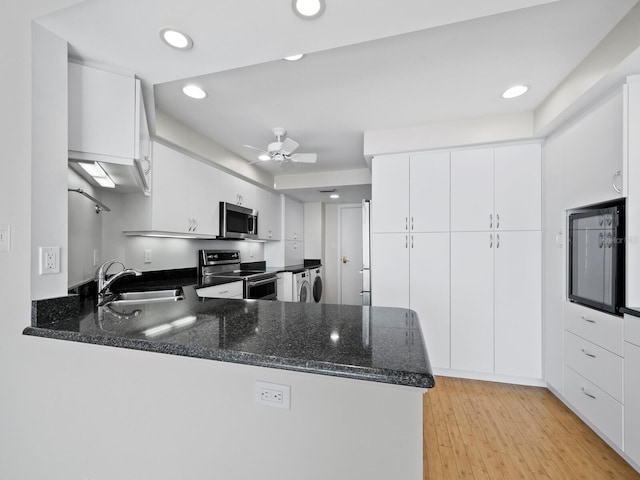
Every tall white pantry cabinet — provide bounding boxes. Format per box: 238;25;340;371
371;144;542;381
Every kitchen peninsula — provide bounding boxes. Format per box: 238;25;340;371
24;285;433;480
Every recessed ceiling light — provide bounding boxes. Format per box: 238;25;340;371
182;84;207;99
284;54;305;62
501;85;529;99
292;0;326;19
160;28;193;50
330;194;340;199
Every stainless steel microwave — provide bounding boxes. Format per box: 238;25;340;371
568;199;625;315
219;202;258;239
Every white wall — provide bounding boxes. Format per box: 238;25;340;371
303;202;324;260
68;168;103;287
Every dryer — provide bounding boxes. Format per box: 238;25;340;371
308;266;323;303
293;270;311;303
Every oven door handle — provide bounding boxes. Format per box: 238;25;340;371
247;277;278;288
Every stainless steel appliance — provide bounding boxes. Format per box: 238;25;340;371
361;199;371;306
568;199;625;315
198;250;277;300
219;202;258;239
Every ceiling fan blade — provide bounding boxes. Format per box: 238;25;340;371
280;137;299;155
290;153;317;163
243;144;269;154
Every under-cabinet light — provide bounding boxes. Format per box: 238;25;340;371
79;162;115;188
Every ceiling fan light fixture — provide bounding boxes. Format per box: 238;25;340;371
160;28;193;50
501;85;529;99
258;153;271;161
330;194;340;199
284;53;305;62
182;84;207;99
292;0;325;19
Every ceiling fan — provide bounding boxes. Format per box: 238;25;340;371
244;127;317;165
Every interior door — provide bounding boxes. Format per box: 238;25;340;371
340;205;364;305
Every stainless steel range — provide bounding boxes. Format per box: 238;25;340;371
198;250;277;300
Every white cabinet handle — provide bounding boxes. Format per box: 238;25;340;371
496;213;500;229
489;233;493;248
405;235;408;249
581;315;596;324
612;171;622;194
581;348;596;358
411;235;414;249
496;233;500;249
489;214;493;229
405;217;408;231
555;232;563;247
411;216;414;230
581;387;596;400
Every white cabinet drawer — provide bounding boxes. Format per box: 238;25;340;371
564;331;623;402
196;281;244;299
564;366;623;448
564;302;623;355
625;313;640;347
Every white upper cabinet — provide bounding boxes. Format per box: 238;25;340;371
219;171;255;208
255;188;282;241
410;151;450;232
284;197;304;241
68;62;147;162
371;154;410;233
122;142;219;236
451;144;541;232
450;148;494;232
372;152;450;233
494;144;541;231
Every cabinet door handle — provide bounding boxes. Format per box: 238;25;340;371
405;235;408;249
489;233;493;248
489;214;493;229
219;290;228;295
555;232;563;247
405;217;408;231
496;233;500;249
581;348;596;358
581;315;596;324
581;386;596;400
496;213;500;229
612;171;622;194
411;216;414;231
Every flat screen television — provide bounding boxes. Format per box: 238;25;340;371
568;199;625;315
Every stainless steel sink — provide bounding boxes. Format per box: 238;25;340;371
106;288;184;306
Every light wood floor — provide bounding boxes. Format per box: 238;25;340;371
423;376;640;479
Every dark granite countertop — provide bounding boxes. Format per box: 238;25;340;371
25;286;434;389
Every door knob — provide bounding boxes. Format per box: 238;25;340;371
342;256;350;264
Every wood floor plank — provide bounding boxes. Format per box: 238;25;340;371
423;376;640;480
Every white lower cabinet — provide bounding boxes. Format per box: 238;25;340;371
451;230;541;377
451;232;494;373
372;233;449;368
196;281;243;299
625;339;640;466
564;365;623;448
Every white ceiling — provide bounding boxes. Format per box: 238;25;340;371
37;0;638;202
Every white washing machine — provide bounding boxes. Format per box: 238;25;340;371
293;270;311;303
308;265;323;303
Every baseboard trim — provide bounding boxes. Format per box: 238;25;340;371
432;368;545;387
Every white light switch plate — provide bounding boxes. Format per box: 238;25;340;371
0;224;10;253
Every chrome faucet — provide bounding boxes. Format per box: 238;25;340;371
96;259;142;304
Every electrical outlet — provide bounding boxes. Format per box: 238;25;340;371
39;247;60;274
0;224;10;253
255;381;291;410
144;249;152;263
